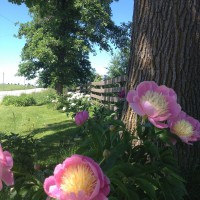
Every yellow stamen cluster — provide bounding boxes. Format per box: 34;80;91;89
60;163;97;196
142;91;168;115
173;120;193;137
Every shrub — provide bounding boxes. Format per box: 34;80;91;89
0;132;78;200
2;94;36;106
73;107;187;200
1;89;57;107
2;81;200;200
30;88;57;105
51;92;92;116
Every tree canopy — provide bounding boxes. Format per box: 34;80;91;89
9;0;129;94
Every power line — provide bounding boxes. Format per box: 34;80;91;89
0;35;15;38
0;13;15;24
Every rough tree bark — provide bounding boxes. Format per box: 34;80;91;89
122;0;200;171
55;82;63;95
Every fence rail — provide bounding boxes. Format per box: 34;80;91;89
76;75;126;111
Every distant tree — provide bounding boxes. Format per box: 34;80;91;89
106;48;130;78
9;0;128;94
106;22;131;78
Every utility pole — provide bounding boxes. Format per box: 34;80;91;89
3;72;4;90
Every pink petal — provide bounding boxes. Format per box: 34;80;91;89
3;151;13;169
54;164;63;175
60;191;87;200
82;110;89;120
63;155;83;168
157;85;175;96
126;90;136;103
44;176;60;199
84;156;104;187
152;113;171;121
93;192;108;200
0;145;4;161
129;100;145;116
141;101;157;117
137;81;158;97
75;115;82;126
0;180;3;191
167;101;181;118
149;118;168;129
1;168;14;186
101;176;110;196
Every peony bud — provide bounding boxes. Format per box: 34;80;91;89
109;125;115;131
74;110;89;126
103;149;111;159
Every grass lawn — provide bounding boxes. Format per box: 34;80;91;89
0;84;35;91
0;104;80;165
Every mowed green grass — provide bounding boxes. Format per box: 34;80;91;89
0;105;78;143
0;84;34;91
0;104;80;165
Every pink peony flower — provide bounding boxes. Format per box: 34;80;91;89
0;145;14;190
127;81;181;128
44;154;110;200
168;111;200;144
75;110;89;126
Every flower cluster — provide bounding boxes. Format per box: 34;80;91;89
67;92;91;101
64;92;91;113
127;81;200;144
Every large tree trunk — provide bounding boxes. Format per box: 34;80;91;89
55;82;63;95
122;0;200;172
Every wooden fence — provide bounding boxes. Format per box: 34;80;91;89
76;75;126;111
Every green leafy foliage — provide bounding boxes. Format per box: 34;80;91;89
106;23;131;78
0;133;39;173
50;91;92;117
10;0;129;94
1;89;57;106
0;91;188;199
0;133;47;199
0;84;34;91
2;94;36;106
0;132;78;200
75;109;187;200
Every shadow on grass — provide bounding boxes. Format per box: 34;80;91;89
29;120;82;165
31;120;78;141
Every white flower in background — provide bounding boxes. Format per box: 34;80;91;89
71;95;76;100
67;92;73;95
76;96;82;99
71;103;76;107
62;107;66;111
52;99;58;103
85;94;90;98
75;92;81;96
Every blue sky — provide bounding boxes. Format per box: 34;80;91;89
0;0;133;84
